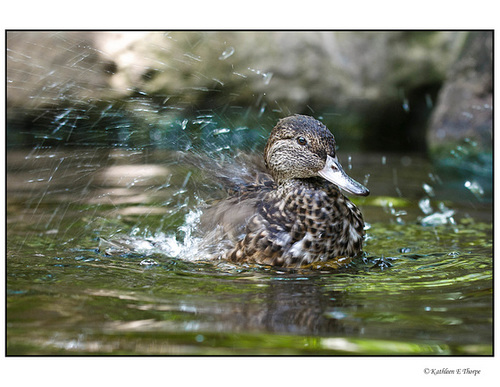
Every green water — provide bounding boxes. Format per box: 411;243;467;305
6;149;492;355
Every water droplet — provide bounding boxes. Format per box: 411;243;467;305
428;173;442;184
422;183;435;197
248;68;273;84
262;72;273;85
402;98;410;112
232;71;247;79
212;128;230;136
455;145;469;156
195;334;205;342
212;78;224;86
464;138;478;147
258;102;267;117
219;46;235;60
381;156;386;165
184;52;202;62
140;259;159;266
419;197;433;215
181;171;192;189
464;180;484;199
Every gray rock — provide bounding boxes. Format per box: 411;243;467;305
7;31;115;109
7;31;470;151
427;31;492;157
93;31;465;112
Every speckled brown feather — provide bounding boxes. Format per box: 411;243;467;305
225;178;365;266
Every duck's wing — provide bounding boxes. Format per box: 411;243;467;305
200;195;260;240
200;173;275;240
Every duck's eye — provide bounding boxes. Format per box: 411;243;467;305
297;136;307;146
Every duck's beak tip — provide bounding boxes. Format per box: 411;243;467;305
318;155;370;196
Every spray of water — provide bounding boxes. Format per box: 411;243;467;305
7;31;490;263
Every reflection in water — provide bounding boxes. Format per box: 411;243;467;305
89;277;356;337
200;278;354;336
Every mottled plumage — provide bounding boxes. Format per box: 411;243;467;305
203;115;369;267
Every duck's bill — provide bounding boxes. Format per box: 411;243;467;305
318;155;370;196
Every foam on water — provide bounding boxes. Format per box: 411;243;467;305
99;208;214;262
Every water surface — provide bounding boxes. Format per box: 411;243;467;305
6;148;492;355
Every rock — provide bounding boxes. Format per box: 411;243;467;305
7;31;468;151
7;31;116;109
426;31;492;177
93;31;465;113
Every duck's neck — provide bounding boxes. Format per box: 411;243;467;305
276;177;341;196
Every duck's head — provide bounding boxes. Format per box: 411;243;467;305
264;115;369;196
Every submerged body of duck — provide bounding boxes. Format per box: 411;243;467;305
202;115;369;267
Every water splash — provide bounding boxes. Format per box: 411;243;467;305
380;199;407;224
100;208;208;262
422;183;435;197
418;197;433;215
420;202;456;228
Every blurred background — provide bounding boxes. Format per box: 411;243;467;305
7;31;492;164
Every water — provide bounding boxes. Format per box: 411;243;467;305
6;31;493;357
6;147;492;355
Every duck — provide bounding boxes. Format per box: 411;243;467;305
201;114;369;268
